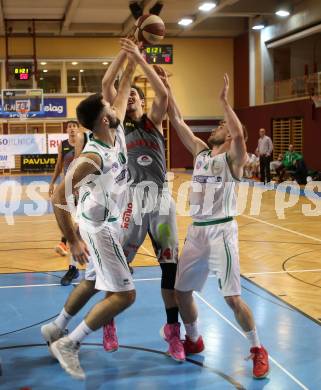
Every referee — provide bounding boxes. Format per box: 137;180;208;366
256;128;273;184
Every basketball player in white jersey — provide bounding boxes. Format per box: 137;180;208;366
156;67;269;379
41;48;136;380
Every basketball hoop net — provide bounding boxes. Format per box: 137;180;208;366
17;107;29;120
15;99;30;120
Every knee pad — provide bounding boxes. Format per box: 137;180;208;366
160;263;177;290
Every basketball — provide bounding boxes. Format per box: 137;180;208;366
133;14;165;44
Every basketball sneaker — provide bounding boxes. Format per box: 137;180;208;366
183;335;205;355
51;336;85;380
55;242;68;257
248;346;269;379
160;323;185;362
41;322;67;348
103;319;119;352
61;265;79;286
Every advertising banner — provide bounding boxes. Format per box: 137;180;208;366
0;154;15;169
21;154;58;172
0;134;46;155
43;98;67;117
47;133;69;154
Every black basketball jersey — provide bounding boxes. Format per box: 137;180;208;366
124;114;166;188
61;139;74;176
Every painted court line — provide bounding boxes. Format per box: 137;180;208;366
244;268;321;276
194;292;309;390
242;214;321;243
0;277;163;289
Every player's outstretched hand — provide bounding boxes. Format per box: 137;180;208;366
69;239;90;265
120;38;143;62
219;73;229;103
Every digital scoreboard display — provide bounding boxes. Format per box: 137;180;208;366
144;45;173;64
14;67;31;80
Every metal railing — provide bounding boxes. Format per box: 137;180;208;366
264;72;321;103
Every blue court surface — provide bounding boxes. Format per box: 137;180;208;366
0;266;320;390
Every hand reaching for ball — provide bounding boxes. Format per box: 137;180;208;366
120;38;144;63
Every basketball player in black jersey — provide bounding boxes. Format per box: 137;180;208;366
49;120;82;286
101;38;184;361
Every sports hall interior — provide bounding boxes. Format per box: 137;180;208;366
0;1;321;389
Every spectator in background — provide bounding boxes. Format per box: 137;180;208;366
270;153;283;174
276;144;302;183
255;128;273;184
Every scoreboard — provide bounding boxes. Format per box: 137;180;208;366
144;45;173;64
14;66;31;80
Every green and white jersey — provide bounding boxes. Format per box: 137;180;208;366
190;150;238;222
78;125;128;225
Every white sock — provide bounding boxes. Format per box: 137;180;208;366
184;321;199;342
54;308;72;330
69;320;93;344
246;328;261;348
69;255;77;267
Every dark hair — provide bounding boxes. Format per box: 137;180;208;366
131;85;145;100
76;93;104;131
66;120;79;127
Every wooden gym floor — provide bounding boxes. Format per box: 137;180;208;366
1;172;321;323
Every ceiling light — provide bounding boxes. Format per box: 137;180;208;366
72;77;76;81
276;9;290;17
43;69;48;73
71;62;78;65
102;62;108;65
178;17;193;26
198;2;216;12
80;69;84;73
252;16;266;30
40;61;47;65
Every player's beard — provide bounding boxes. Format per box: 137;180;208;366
108;115;120;129
208;133;226;148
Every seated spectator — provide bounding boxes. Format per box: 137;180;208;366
244;152;259;178
276;144;302;182
270;153;283;174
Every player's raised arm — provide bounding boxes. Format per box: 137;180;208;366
102;50;127;104
220;74;247;168
120;38;168;131
112;55;137;123
153;65;207;157
52;153;101;264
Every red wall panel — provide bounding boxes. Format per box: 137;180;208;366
234;32;249;109
236;99;321;170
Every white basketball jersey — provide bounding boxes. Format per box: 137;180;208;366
189;150;238;222
78;124;128;224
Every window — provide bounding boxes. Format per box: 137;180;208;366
272;117;303;159
37;61;62;93
67;61;110;93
